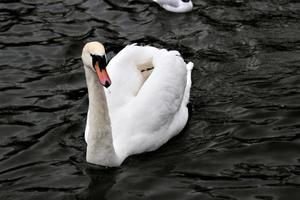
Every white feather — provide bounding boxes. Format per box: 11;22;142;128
82;42;193;166
153;0;193;13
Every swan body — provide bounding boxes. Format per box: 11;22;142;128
82;42;193;167
153;0;193;13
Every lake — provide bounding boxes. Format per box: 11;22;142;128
0;0;300;199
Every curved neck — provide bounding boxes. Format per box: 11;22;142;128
84;66;121;167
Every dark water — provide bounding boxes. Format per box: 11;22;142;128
1;0;300;199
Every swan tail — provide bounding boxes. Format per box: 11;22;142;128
183;62;193;106
186;62;194;71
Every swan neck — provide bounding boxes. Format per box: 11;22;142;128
84;66;121;167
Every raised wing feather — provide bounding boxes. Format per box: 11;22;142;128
106;46;189;157
129;49;187;131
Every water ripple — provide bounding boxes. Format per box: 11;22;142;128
0;0;300;200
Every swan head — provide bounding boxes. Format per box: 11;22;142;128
82;41;111;88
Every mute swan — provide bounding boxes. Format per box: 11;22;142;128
82;42;193;167
153;0;193;13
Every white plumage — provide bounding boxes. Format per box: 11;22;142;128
153;0;193;13
82;42;193;166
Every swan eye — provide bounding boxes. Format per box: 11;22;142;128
91;54;107;70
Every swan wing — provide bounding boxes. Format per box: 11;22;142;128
132;49;187;128
113;49;189;157
105;45;159;110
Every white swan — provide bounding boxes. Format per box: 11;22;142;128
153;0;193;13
82;42;193;167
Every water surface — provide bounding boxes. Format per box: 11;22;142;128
0;0;300;199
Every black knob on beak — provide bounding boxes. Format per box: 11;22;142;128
104;81;111;88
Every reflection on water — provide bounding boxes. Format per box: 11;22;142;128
0;0;300;199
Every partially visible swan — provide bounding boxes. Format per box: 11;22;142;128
82;42;193;167
153;0;193;13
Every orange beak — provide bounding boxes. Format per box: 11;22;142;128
95;61;111;88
